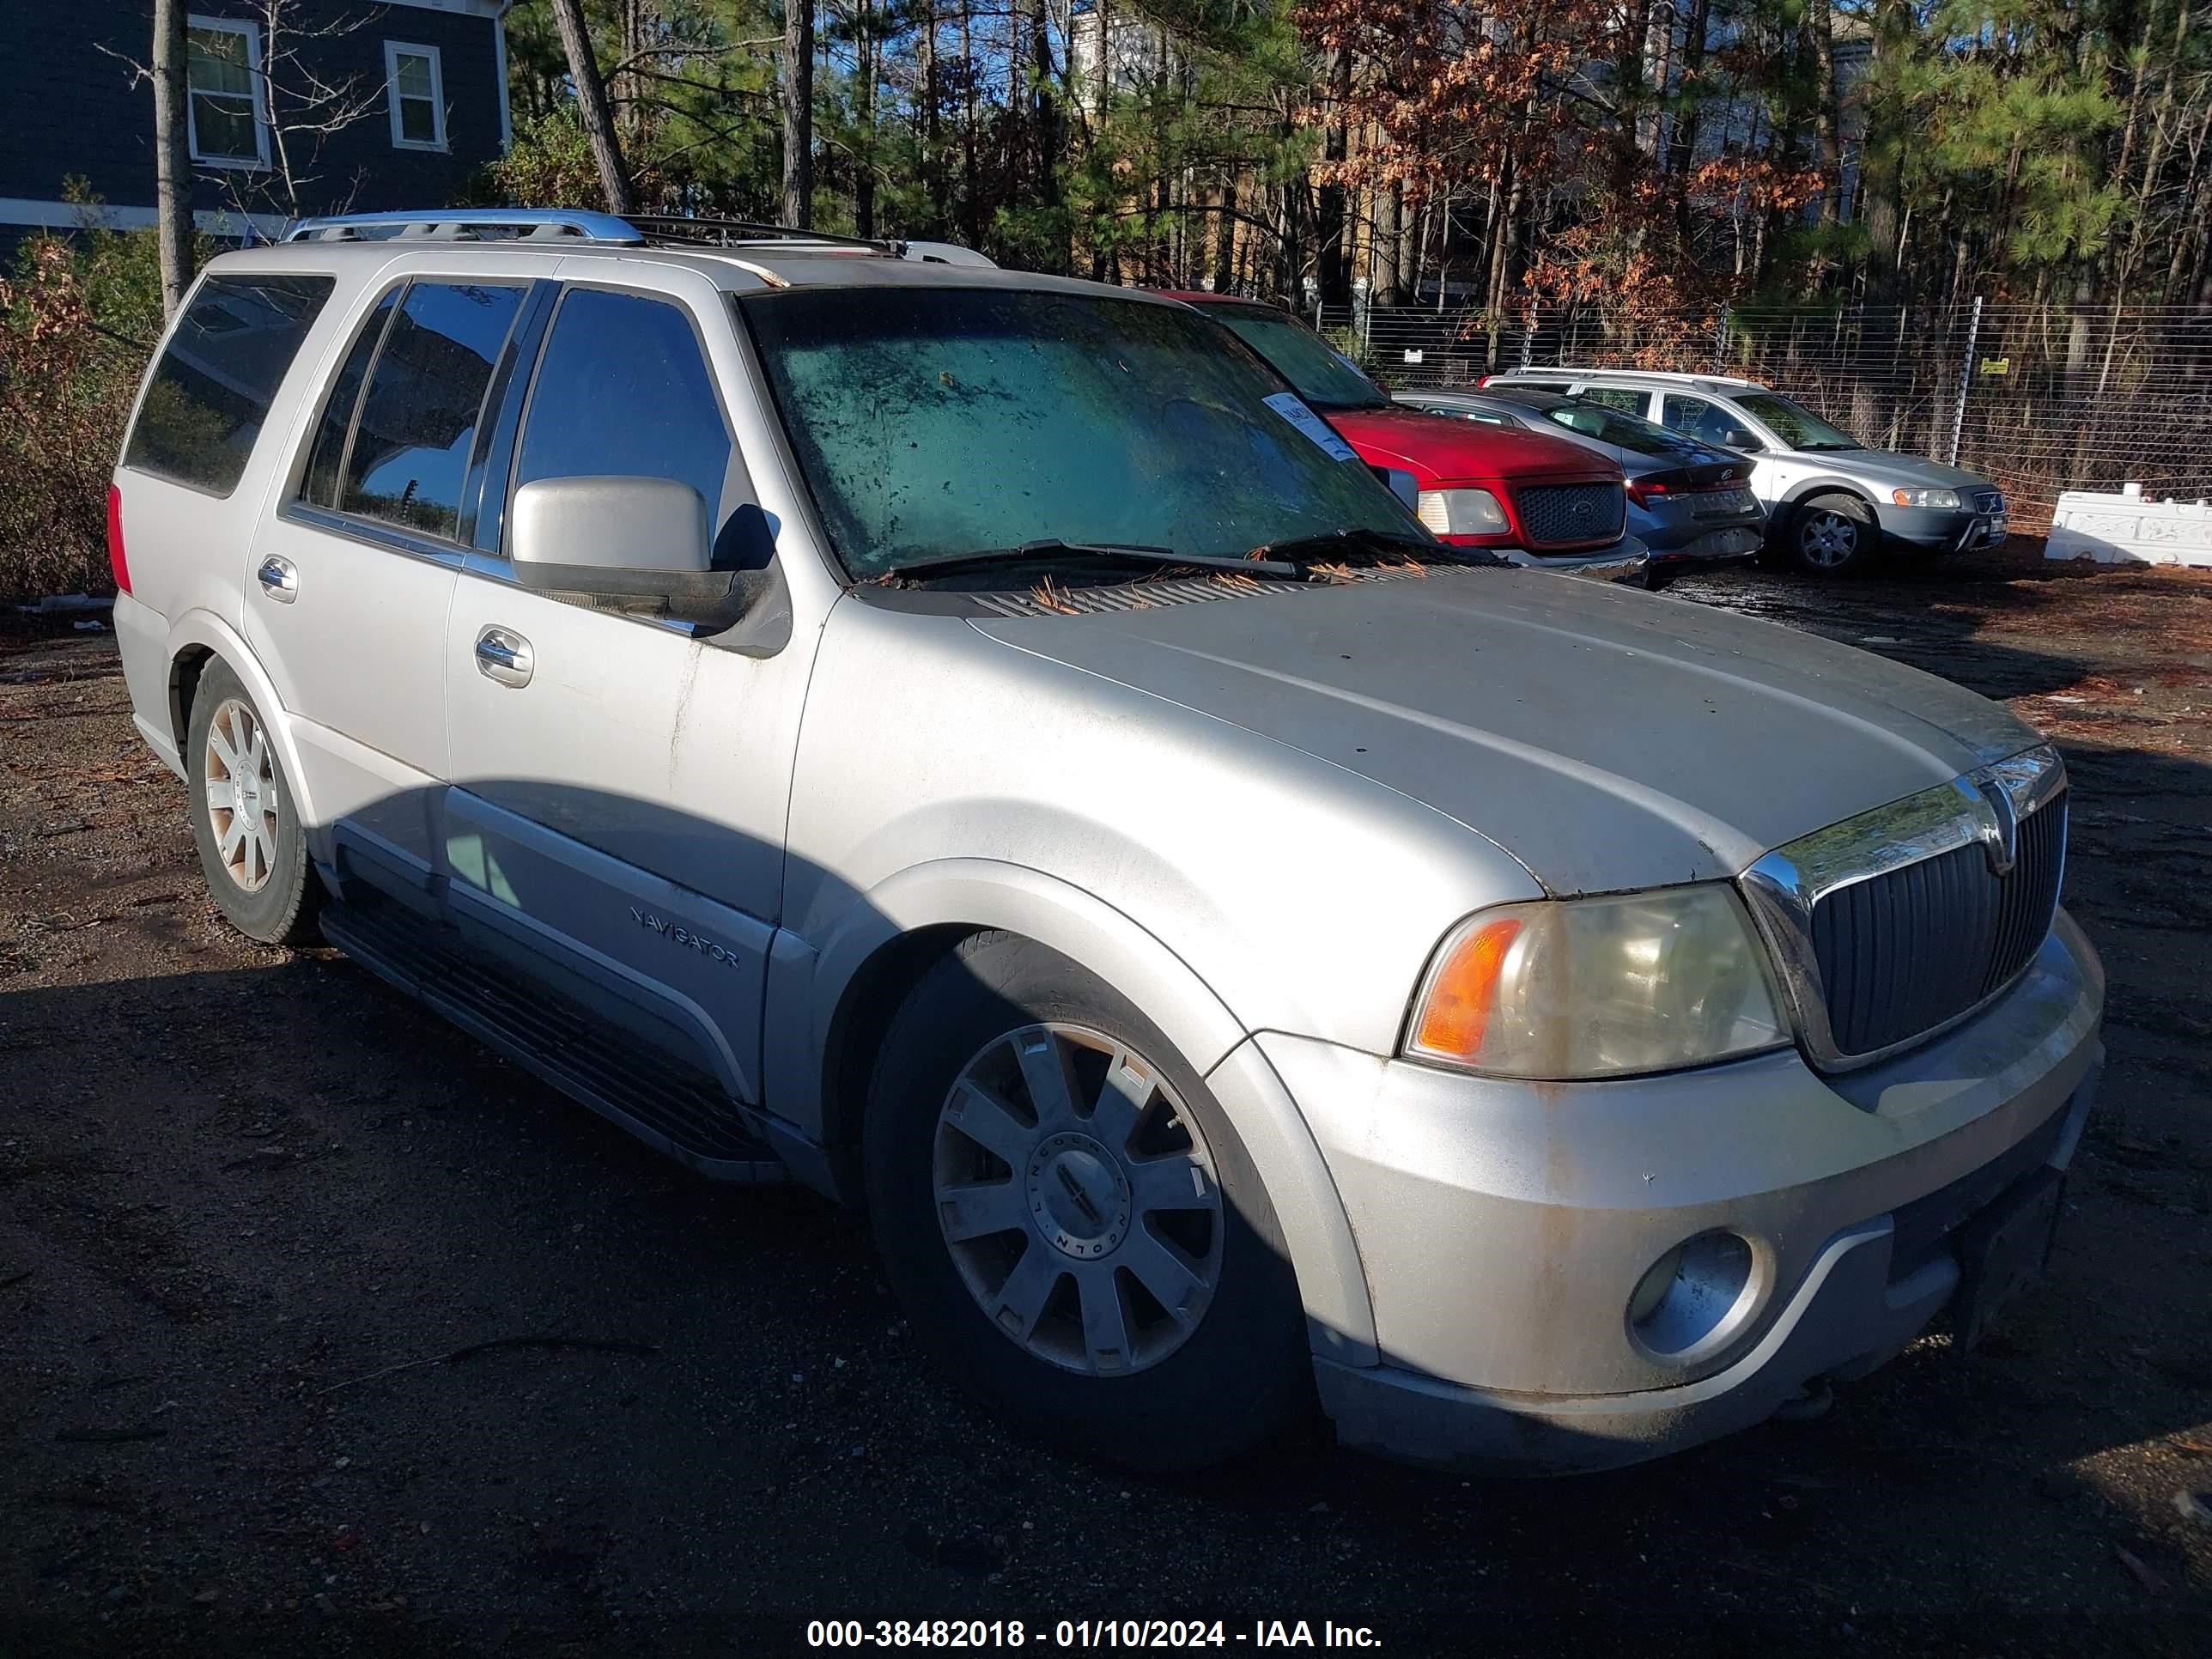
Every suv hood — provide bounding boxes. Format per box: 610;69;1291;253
1810;449;1993;492
1323;407;1613;486
970;571;2040;895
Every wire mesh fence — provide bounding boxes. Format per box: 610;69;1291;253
1316;298;2212;533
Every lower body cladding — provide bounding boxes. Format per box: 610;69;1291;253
1257;909;2103;1474
1879;501;2009;554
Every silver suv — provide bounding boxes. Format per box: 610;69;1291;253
1483;368;2008;574
107;210;2101;1475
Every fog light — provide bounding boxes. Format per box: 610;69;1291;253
1628;1231;1759;1360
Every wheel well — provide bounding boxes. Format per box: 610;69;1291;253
170;646;214;754
1783;483;1876;518
820;923;982;1157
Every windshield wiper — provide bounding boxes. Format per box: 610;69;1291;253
1249;526;1511;569
889;538;1303;580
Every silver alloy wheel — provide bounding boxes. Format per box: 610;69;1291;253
1797;507;1861;568
203;697;280;894
933;1022;1224;1377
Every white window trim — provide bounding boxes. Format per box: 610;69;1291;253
185;15;270;172
384;40;448;152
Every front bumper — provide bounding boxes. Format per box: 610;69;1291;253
1270;908;2103;1474
1876;501;2008;553
1488;535;1651;584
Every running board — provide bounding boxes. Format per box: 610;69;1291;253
320;892;786;1182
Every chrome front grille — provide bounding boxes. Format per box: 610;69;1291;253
1973;489;2004;514
1740;746;2068;1068
1808;795;2065;1055
1514;482;1626;546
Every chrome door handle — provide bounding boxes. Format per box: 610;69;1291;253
257;556;298;603
474;625;533;688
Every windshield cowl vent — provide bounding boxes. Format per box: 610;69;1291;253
970;565;1431;620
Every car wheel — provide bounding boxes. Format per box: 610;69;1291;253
185;660;320;945
864;932;1310;1471
1786;493;1877;575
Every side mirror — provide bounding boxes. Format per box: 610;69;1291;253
1371;465;1419;510
510;476;764;630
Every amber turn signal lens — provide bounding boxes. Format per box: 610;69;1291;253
1412;916;1522;1060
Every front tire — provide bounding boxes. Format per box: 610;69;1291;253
863;933;1309;1471
1784;492;1878;575
185;659;319;945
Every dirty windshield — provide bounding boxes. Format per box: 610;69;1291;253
738;287;1414;579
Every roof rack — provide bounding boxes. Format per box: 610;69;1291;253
626;215;902;257
283;208;643;245
280;207;910;258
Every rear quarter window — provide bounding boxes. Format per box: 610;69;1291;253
123;273;335;495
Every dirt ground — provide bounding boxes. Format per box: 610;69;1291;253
3;544;2209;1658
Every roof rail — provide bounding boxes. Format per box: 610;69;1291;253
282;209;644;245
626;215;902;257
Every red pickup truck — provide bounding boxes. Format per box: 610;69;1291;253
1164;294;1647;578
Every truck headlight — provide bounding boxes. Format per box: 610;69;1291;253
1415;488;1508;536
1890;487;1961;509
1405;886;1790;1079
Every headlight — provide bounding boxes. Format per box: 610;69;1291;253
1415;488;1509;536
1890;487;1961;509
1404;886;1790;1079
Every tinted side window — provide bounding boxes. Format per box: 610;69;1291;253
124;274;334;495
1663;394;1763;451
514;289;734;540
300;287;398;508
341;281;526;540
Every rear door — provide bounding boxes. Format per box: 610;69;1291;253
440;269;814;1109
248;275;531;897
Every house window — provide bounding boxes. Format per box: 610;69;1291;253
385;42;446;150
186;17;267;168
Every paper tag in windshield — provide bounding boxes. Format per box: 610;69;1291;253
1262;392;1360;463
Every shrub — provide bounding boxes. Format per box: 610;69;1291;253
0;224;163;603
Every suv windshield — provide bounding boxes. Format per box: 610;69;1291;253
1735;392;1858;452
1197;304;1390;412
739;288;1413;578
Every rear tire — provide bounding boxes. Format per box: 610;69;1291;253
1783;492;1878;575
863;932;1310;1471
185;659;320;945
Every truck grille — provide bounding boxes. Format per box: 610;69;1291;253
1809;795;2065;1057
1513;482;1626;546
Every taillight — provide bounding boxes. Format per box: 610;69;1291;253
1625;477;1670;507
106;484;131;595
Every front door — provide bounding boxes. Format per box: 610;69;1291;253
1658;394;1783;507
248;276;531;894
441;275;813;1107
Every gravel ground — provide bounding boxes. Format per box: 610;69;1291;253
3;544;2209;1657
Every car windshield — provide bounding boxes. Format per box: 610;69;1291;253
1198;304;1391;412
1540;401;1705;459
1736;392;1858;451
738;287;1413;578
